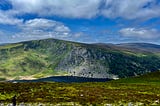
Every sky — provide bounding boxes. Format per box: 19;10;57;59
0;0;160;44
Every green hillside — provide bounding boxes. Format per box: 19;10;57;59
112;70;160;84
0;38;160;80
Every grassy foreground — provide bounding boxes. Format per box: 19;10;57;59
0;72;160;105
0;83;159;105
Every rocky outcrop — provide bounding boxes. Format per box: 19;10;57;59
0;38;160;80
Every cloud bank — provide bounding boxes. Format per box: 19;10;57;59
0;0;160;43
0;10;22;25
10;18;74;42
120;28;160;39
8;0;160;19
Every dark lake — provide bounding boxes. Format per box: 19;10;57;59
9;76;112;83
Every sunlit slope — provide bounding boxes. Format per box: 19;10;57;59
0;38;160;80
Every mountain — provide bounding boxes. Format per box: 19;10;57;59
117;43;160;53
0;43;9;46
0;38;160;80
94;43;160;53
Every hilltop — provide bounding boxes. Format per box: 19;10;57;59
0;38;160;80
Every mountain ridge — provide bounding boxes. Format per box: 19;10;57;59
93;42;160;53
0;38;160;80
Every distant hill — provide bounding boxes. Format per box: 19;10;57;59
0;38;160;80
117;43;160;53
0;43;9;46
94;43;160;53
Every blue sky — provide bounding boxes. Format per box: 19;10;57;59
0;0;160;44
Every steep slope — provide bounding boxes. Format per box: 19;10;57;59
0;38;160;80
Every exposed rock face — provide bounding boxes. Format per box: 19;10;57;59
56;46;117;78
0;38;160;80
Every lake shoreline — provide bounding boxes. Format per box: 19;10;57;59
7;76;112;83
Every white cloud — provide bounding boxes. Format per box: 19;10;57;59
8;0;160;20
0;0;160;44
0;10;23;25
0;17;88;43
120;28;160;39
11;18;72;42
20;18;70;32
101;0;160;20
0;0;159;25
9;0;101;18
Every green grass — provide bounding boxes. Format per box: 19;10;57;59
112;70;160;85
0;43;23;50
0;72;160;105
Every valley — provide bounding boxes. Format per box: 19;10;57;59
0;38;160;105
0;0;160;105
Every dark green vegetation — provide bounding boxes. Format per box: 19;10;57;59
0;38;160;80
0;71;160;105
113;70;160;84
